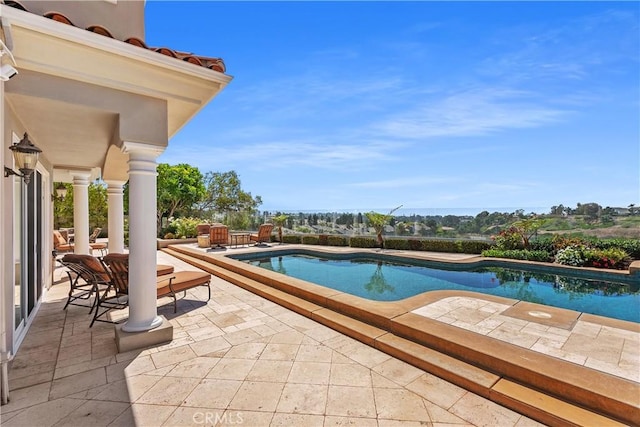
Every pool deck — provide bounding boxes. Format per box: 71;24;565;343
166;243;639;426
1;243;637;426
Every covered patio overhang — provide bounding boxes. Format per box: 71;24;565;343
2;4;231;180
0;2;232;391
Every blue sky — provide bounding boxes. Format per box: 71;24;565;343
147;1;639;215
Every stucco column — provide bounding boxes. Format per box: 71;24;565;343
71;172;91;255
105;180;126;254
121;142;163;332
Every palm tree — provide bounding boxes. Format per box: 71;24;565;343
365;205;402;249
272;214;289;244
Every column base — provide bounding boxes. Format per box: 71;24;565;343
114;315;173;353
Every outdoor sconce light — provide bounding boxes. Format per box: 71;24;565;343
4;133;42;185
55;182;67;200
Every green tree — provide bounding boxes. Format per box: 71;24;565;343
156;163;206;235
200;171;262;215
365;205;402;248
512;217;546;249
53;182;108;233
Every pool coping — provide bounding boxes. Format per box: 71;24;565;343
164;244;639;426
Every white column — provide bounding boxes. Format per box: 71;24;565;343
105;180;126;254
71;172;91;255
121;142;163;332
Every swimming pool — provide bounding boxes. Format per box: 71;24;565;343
233;250;640;323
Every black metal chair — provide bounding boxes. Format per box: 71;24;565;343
59;254;112;314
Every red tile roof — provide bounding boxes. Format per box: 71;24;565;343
4;1;226;73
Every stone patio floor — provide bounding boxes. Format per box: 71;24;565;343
0;250;549;427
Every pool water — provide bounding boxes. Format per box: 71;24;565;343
238;252;640;323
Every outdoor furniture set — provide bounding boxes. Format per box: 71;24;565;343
196;223;274;249
53;228;108;256
59;253;211;327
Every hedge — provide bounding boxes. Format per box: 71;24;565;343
327;235;349;246
282;235;301;244
301;235;320;245
349;237;377;248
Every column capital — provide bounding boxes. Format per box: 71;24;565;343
121;141;165;157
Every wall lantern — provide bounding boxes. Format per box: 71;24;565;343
4;133;41;185
55;182;67;200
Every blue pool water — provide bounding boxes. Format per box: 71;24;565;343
234;251;640;323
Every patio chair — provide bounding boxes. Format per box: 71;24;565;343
209;223;229;249
53;229;108;257
59;254;112;313
96;254;211;326
250;224;274;247
89;227;101;243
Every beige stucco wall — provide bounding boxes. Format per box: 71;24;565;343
18;0;145;41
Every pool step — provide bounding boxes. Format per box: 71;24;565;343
162;246;635;426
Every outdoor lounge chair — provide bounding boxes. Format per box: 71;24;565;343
59;254;112;313
96;253;211;326
53;229;108;256
209;223;229;249
250;224;274;246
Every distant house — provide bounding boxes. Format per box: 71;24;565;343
1;0;231;402
611;207;631;216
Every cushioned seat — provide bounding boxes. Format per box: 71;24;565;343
156;264;175;276
156;271;211;299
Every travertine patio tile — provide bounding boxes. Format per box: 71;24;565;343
52;399;129;427
371;358;425;386
276;383;328;414
224;342;266;359
271;413;325;426
406;373;467;409
260;343;299;361
449;392;522;427
0;382;50;414
9;370;55;391
150;343;197;368
571;321;602;338
136;376;200;406
373;388;430;421
247;359;293;382
269;329;306;344
49;367;107;399
165;355;220;378
296;344;334;362
288;361;331;385
223;328;262;345
251;323;279;337
304;325;342;343
207;357;256;380
342;344;391;368
54;355;114;380
371;372;402;389
93;373;161;402
228;381;285;411
182;378;242;408
0;398;86;427
325;385;377;418
108;402;176;427
422;399;471;424
220;410;273;426
329;363;372;387
8;359;56;381
324;415;378;426
331;352;357;365
189;336;231;356
105;355;155;382
186;324;225;341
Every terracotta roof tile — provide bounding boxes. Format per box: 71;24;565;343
4;1;226;73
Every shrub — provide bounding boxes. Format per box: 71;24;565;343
349;237;377;248
421;239;463;253
482;249;552;262
302;235;320;245
408;239;423;251
327;235;348;246
594;238;640;259
459;240;493;254
384;238;410;250
282;235;301;244
555;245;588;266
584;247;630;269
493;227;523;250
163;232;175;239
169;217;201;238
318;235;329;246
